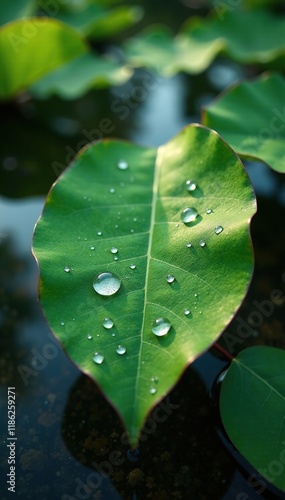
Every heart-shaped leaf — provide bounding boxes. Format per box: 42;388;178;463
33;124;256;445
220;346;285;493
30;53;133;99
0;18;87;100
203;73;285;173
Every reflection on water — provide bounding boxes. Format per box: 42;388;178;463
131;74;189;147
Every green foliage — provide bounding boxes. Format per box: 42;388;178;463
203;73;285;173
30;53;133;99
33;124;256;445
123;9;285;75
4;0;282;487
0;18;87;100
220;346;285;493
123;24;223;76
0;0;141;101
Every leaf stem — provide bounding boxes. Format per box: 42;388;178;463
213;342;234;361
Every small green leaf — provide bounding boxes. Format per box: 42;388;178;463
123;24;223;76
0;0;36;26
0;18;87;100
33;124;256;445
56;3;143;39
220;346;285;493
203;73;285;173
30;53;133;99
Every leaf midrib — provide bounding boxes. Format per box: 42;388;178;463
133;147;161;429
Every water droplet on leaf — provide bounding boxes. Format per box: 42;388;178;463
102;318;114;329
97;231;102;236
87;334;93;340
214;225;224;235
116;345;126;355
149;387;157;395
151;376;159;383
110;247;118;254
166;274;175;284
185;179;197;192
117;160;128;170
206;208;213;214
181;207;199;224
186;242;192;248
110;188;115;194
64;266;70;273
93;272;121;296
152;317;171;337
200;240;206;248
90;246;95;250
93;353;104;365
130;264;136;270
184;309;191;316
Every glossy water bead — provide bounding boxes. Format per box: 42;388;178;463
102;318;114;329
166;274;175;284
117;160;128;170
116;345;126;355
181;207;199;224
214;225;224;235
185;179;197;192
93;272;121;296
93;353;104;365
152;317;172;337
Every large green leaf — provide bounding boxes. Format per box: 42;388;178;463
33;124;256;445
220;346;285;493
123;10;285;76
0;18;87;100
56;3;143;39
203;73;285;173
30;53;133;99
0;0;36;26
